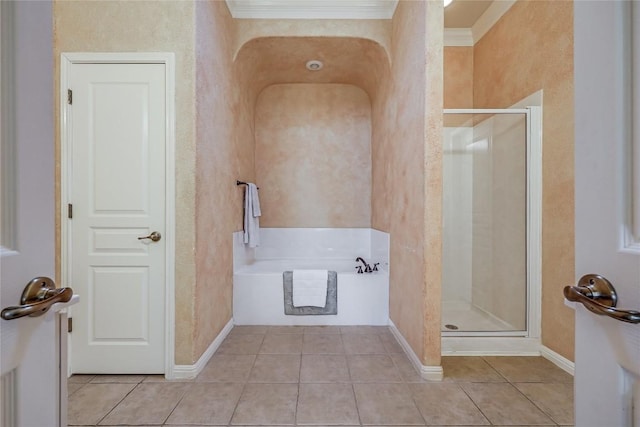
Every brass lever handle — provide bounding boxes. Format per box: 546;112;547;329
138;231;161;242
563;274;640;324
1;277;73;321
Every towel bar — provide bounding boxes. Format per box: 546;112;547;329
236;180;259;189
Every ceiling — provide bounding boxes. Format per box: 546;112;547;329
445;0;493;28
226;0;495;29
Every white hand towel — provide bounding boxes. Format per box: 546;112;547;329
243;183;261;248
250;183;261;217
292;269;328;308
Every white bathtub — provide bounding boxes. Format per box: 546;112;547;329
233;259;389;325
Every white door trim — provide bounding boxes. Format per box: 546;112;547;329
60;52;176;378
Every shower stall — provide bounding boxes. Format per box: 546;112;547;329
441;107;542;354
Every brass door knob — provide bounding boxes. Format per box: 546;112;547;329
138;231;162;242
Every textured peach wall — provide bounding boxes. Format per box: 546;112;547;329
422;0;444;366
372;0;442;367
194;1;253;363
53;0;197;364
444;47;473;109
473;0;575;360
255;84;371;228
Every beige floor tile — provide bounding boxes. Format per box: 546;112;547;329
304;325;342;334
379;333;404;353
300;354;350;383
249;354;301;383
483;356;574;383
296;383;360;425
68;383;136;425
340;325;389;334
165;382;244;425
302;333;345;354
349;354;402;382
197;354;256;382
515;382;574;425
259;333;303;354
442;356;506;382
461;382;555;425
343;334;386;354
216;334;264;355
411;383;490;425
98;382;190;425
89;375;146;384
142;375;194;383
230;383;298;425
268;325;305;334
390;353;426;383
68;382;85;397
69;374;96;384
231;325;269;334
353;383;425;425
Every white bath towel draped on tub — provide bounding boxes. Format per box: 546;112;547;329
292;270;328;308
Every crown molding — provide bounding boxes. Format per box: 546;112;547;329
225;0;399;20
444;28;473;47
471;0;516;43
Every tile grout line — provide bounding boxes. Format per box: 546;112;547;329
340;331;366;427
509;380;562;426
457;381;494;426
479;356;565;426
227;331;265;426
92;378;143;426
159;382;190;426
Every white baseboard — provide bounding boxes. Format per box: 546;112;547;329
170;318;234;380
540;345;574;376
388;319;443;381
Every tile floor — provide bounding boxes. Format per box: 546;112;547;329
68;325;574;426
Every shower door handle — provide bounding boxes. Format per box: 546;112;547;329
563;274;640;324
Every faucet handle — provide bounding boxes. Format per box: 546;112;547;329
355;266;363;274
373;263;379;272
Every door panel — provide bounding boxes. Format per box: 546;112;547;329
0;1;60;425
69;63;166;374
574;1;640;426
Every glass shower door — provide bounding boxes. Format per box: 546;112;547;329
442;110;529;334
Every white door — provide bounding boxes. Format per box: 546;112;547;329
66;62;166;374
573;1;640;426
0;1;60;425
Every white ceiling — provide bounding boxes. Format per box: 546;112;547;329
225;0;399;20
444;0;493;28
225;0;493;28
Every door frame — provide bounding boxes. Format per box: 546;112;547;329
60;52;176;377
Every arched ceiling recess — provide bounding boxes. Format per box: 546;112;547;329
234;36;391;102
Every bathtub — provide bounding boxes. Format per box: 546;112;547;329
233;259;389;325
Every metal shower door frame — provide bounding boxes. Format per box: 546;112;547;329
442;108;542;340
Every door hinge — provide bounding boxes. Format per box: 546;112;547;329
68;317;73;333
68;203;73;219
67;89;72;105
